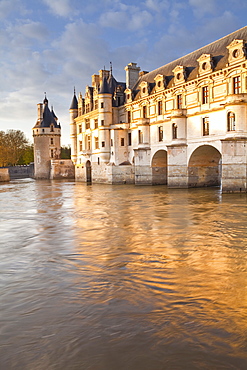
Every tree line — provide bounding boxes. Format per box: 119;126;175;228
0;130;33;167
0;129;71;167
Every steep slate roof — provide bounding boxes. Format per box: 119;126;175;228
35;97;61;128
99;76;111;94
132;25;247;97
40;103;60;128
70;93;78;109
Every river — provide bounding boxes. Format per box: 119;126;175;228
0;179;247;369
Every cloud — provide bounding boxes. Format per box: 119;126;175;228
17;20;49;41
145;0;169;12
42;0;74;17
189;0;218;18
99;6;153;31
0;0;28;20
199;10;238;39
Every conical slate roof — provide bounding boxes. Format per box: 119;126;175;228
70;93;78;109
40;104;59;128
99;76;111;94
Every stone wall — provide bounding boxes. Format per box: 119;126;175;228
0;168;10;182
8;164;34;179
50;159;75;180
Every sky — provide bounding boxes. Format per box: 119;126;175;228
0;0;247;145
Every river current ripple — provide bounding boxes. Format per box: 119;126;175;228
0;179;247;369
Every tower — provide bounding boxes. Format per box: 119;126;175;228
32;95;61;179
69;89;78;164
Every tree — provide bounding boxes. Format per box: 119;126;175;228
0;130;29;166
17;144;34;165
61;145;71;159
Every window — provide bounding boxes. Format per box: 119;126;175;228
51;149;54;158
202;117;209;136
111;139;113;146
172;123;177;139
128;132;132;146
95;137;99;149
117;97;121;106
85;103;90;113
101;120;104;126
79;140;83;151
101;102;104;108
158;100;163;115
227;112;236;131
42;129;45;132
121;138;125;146
94;119;98;129
202;86;209;104
158;126;163;142
138;130;143;144
101;141;105;147
85;119;90;130
50;125;54;132
98;157;100;165
94;100;98;110
50;138;54;145
177;94;182;109
233;76;240;94
127;111;131;122
78;124;82;133
143;105;147;118
86;135;91;150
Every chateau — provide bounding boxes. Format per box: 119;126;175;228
34;26;247;192
69;26;247;192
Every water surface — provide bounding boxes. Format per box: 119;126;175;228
0;179;247;369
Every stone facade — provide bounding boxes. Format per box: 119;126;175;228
33;96;61;179
70;26;247;192
50;159;75;180
0;168;10;182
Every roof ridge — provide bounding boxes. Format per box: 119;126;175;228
137;25;247;81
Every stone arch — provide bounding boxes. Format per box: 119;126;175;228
151;150;167;185
188;145;222;187
86;160;92;183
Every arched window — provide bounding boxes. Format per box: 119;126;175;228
172;123;177;139
227;112;235;131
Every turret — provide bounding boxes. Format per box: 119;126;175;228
69;89;78;164
98;76;112;162
32;95;61;179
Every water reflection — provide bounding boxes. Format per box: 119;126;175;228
0;179;247;369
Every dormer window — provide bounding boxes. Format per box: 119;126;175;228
227;39;246;65
139;81;149;97
172;65;186;85
197;54;213;75
50;125;54;132
125;88;132;102
154;74;165;91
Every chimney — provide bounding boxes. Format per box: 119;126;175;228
37;103;43;121
92;74;100;88
125;62;141;89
